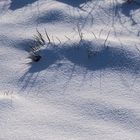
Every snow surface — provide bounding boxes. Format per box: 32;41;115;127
0;0;140;139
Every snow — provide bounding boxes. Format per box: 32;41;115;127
134;0;140;4
0;0;140;139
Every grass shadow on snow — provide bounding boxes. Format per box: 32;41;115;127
27;41;140;74
10;0;38;10
18;49;59;92
19;41;140;91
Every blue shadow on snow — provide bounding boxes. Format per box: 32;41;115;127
114;1;140;26
10;0;38;10
27;41;140;74
56;0;91;8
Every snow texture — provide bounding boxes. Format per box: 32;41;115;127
0;0;140;139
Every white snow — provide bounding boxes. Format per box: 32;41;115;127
0;0;140;139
